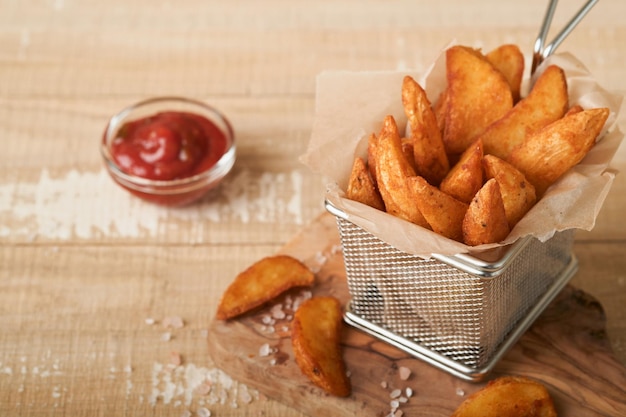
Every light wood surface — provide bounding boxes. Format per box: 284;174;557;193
1;1;625;416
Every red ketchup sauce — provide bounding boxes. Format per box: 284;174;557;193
111;111;227;181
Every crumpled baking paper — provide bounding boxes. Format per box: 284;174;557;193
301;46;623;258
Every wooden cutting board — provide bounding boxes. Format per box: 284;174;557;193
207;212;626;417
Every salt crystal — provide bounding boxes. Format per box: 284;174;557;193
394;410;404;417
271;304;286;320
170;352;183;367
390;388;401;398
398;366;411;381
381;381;388;389
398;396;408;403
145;317;156;325
161;332;172;342
390;399;399;410
456;387;465;396
181;411;192;417
163;316;185;329
259;343;271;357
405;387;413;398
261;315;274;325
196;407;211;417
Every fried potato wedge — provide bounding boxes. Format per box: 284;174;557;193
439;139;484;204
292;296;351;397
432;89;448;136
444;45;513;155
402;75;450;185
408;176;468;242
216;255;315;320
483;155;536;229
486;44;525;103
346;157;385;211
367;132;379;187
451;376;557;417
375;115;429;228
507;107;610;196
479;65;569;160
462;178;510;246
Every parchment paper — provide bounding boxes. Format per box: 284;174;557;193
301;46;623;258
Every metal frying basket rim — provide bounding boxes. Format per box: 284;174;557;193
325;198;532;278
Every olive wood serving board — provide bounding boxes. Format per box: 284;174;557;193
207;212;626;417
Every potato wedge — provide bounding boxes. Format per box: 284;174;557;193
216;255;315;320
451;376;557;417
408;176;468;242
292;296;351;397
375;115;429;228
483;154;536;228
444;45;513;155
486;44;525;103
462;178;510;246
366;132;379;187
401;137;417;172
402;75;450;185
432;89;448;137
479;65;569;160
346;156;385;211
439;139;484;204
507;107;610;196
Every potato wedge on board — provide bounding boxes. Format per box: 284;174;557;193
375;115;429;228
483;154;536;229
408;176;468;242
439;139;484;204
402;75;450;185
292;296;351;397
346;156;385;211
462;178;510;246
507;107;610;196
451;376;557;417
216;255;315;320
444;45;513;155
479;65;569;160
486;44;525;103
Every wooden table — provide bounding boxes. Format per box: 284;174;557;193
1;1;624;416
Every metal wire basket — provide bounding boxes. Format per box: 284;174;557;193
326;199;578;381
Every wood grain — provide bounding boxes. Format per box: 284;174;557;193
208;213;626;417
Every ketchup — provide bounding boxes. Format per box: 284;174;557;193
111;111;227;181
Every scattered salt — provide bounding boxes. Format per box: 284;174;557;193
390;388;401;398
196;407;211;417
163;316;185;329
258;343;271;357
170;352;183;367
145;317;156;325
456;388;465;396
405;387;413;397
161;332;172;342
398;366;411;381
381;381;388;389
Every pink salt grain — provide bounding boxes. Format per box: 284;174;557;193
398;366;411;381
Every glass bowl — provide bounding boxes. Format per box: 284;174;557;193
101;97;236;206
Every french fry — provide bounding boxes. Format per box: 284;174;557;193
375;115;430;228
483;155;536;229
486;44;525;103
346;156;385;211
507;107;610;196
216;255;315;320
479;65;569;160
292;296;351;397
451;376;557;417
462;178;510;246
439;139;484;204
402;75;450;185
408;176;468;242
444;45;513;155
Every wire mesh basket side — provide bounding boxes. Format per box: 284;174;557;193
335;215;575;369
